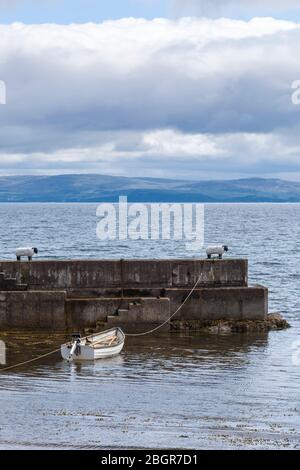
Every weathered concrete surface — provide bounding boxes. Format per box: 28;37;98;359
0;291;66;329
67;286;267;326
67;297;171;332
0;259;248;290
0;259;269;331
166;285;268;321
0;272;27;291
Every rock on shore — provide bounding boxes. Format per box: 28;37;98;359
170;313;290;334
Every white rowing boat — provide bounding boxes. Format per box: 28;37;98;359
61;327;125;361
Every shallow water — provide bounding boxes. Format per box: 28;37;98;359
0;203;299;449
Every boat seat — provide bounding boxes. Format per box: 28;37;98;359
93;337;118;348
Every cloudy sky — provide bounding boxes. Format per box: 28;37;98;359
1;1;300;180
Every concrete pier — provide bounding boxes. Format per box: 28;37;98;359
0;259;268;332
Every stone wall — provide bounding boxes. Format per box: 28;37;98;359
0;290;66;329
0;259;248;290
0;259;267;331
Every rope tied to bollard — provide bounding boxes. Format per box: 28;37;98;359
0;275;202;372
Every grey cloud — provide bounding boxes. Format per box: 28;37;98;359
170;1;300;17
1;19;300;178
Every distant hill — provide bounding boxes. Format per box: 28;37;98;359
0;174;300;202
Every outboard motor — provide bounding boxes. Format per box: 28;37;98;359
68;333;81;362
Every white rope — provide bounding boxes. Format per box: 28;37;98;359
0;348;61;373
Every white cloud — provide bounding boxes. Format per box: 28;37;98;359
0;18;300;178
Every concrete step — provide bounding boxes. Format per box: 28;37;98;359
117;309;130;320
103;317;169;334
105;308;137;327
66;295;172;331
116;308;141;322
107;311;132;324
118;309;129;315
106;315;123;327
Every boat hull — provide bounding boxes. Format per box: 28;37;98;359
61;342;124;361
61;327;125;361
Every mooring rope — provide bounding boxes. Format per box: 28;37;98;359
0;275;201;372
0;348;61;373
125;275;201;336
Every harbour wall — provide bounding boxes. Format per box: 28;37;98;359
0;259;268;332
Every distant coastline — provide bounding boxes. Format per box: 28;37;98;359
1;174;300;203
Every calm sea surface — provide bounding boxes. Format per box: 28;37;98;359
0;203;299;449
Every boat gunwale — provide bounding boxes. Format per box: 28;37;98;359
63;327;125;350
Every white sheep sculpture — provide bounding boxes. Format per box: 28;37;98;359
206;245;229;259
16;247;38;261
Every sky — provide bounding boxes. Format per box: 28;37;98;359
1;1;300;180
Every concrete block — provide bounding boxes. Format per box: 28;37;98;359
0;290;66;329
168;286;267;321
0;259;248;290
